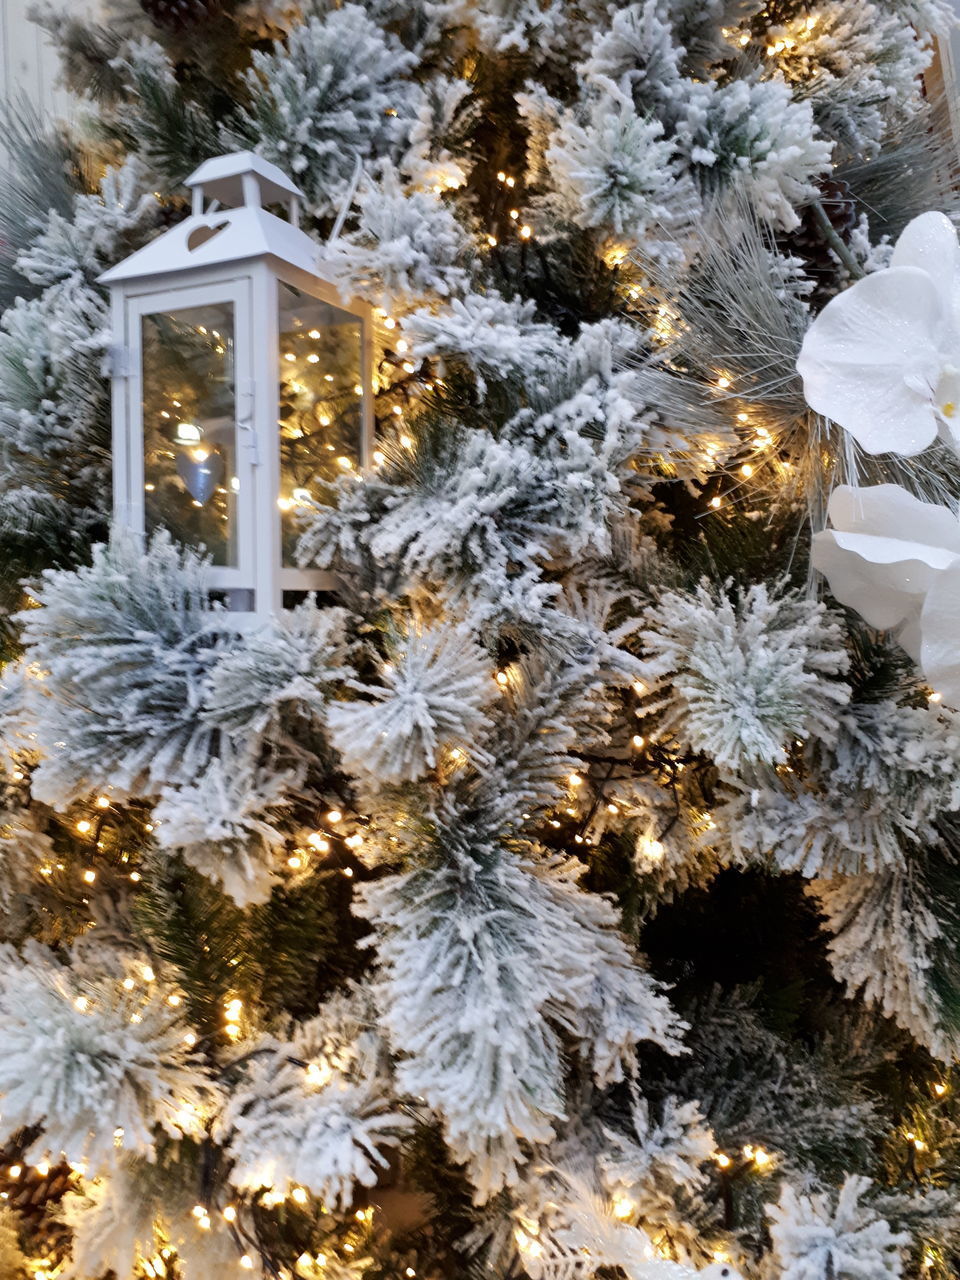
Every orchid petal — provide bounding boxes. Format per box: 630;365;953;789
797;267;945;456
827;483;960;555
812;484;960;633
891;211;960;329
921;560;960;709
812;530;934;630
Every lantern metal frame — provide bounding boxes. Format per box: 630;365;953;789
100;151;375;621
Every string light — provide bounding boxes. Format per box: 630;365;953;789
632;734;645;749
612;1192;636;1220
94;795;110;809
715;1152;731;1169
709;496;722;510
934;1082;947;1096
637;836;665;862
76;820;92;836
327;809;343;824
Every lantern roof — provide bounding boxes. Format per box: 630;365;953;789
98;151;320;286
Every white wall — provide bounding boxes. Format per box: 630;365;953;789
0;0;94;130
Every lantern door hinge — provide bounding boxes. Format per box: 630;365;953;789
108;345;134;378
237;378;260;465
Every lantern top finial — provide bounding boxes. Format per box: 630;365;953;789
185;151;303;212
98;150;320;286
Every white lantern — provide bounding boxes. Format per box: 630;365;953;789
100;151;374;620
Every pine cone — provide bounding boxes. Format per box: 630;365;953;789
779;177;859;307
0;1132;77;1221
139;0;226;31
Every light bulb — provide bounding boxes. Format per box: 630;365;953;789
612;1193;635;1220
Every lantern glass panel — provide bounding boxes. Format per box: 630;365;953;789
277;280;362;567
141;301;238;567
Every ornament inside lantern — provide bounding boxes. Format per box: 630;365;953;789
100;150;374;620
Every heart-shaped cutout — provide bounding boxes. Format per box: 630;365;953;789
176;448;225;505
187;220;230;252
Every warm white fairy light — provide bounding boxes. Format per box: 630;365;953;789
612;1192;636;1220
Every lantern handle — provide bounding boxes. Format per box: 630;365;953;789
328;154;364;244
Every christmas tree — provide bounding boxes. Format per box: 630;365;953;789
3;0;960;1277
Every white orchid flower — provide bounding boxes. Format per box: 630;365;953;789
812;484;960;661
797;211;960;456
